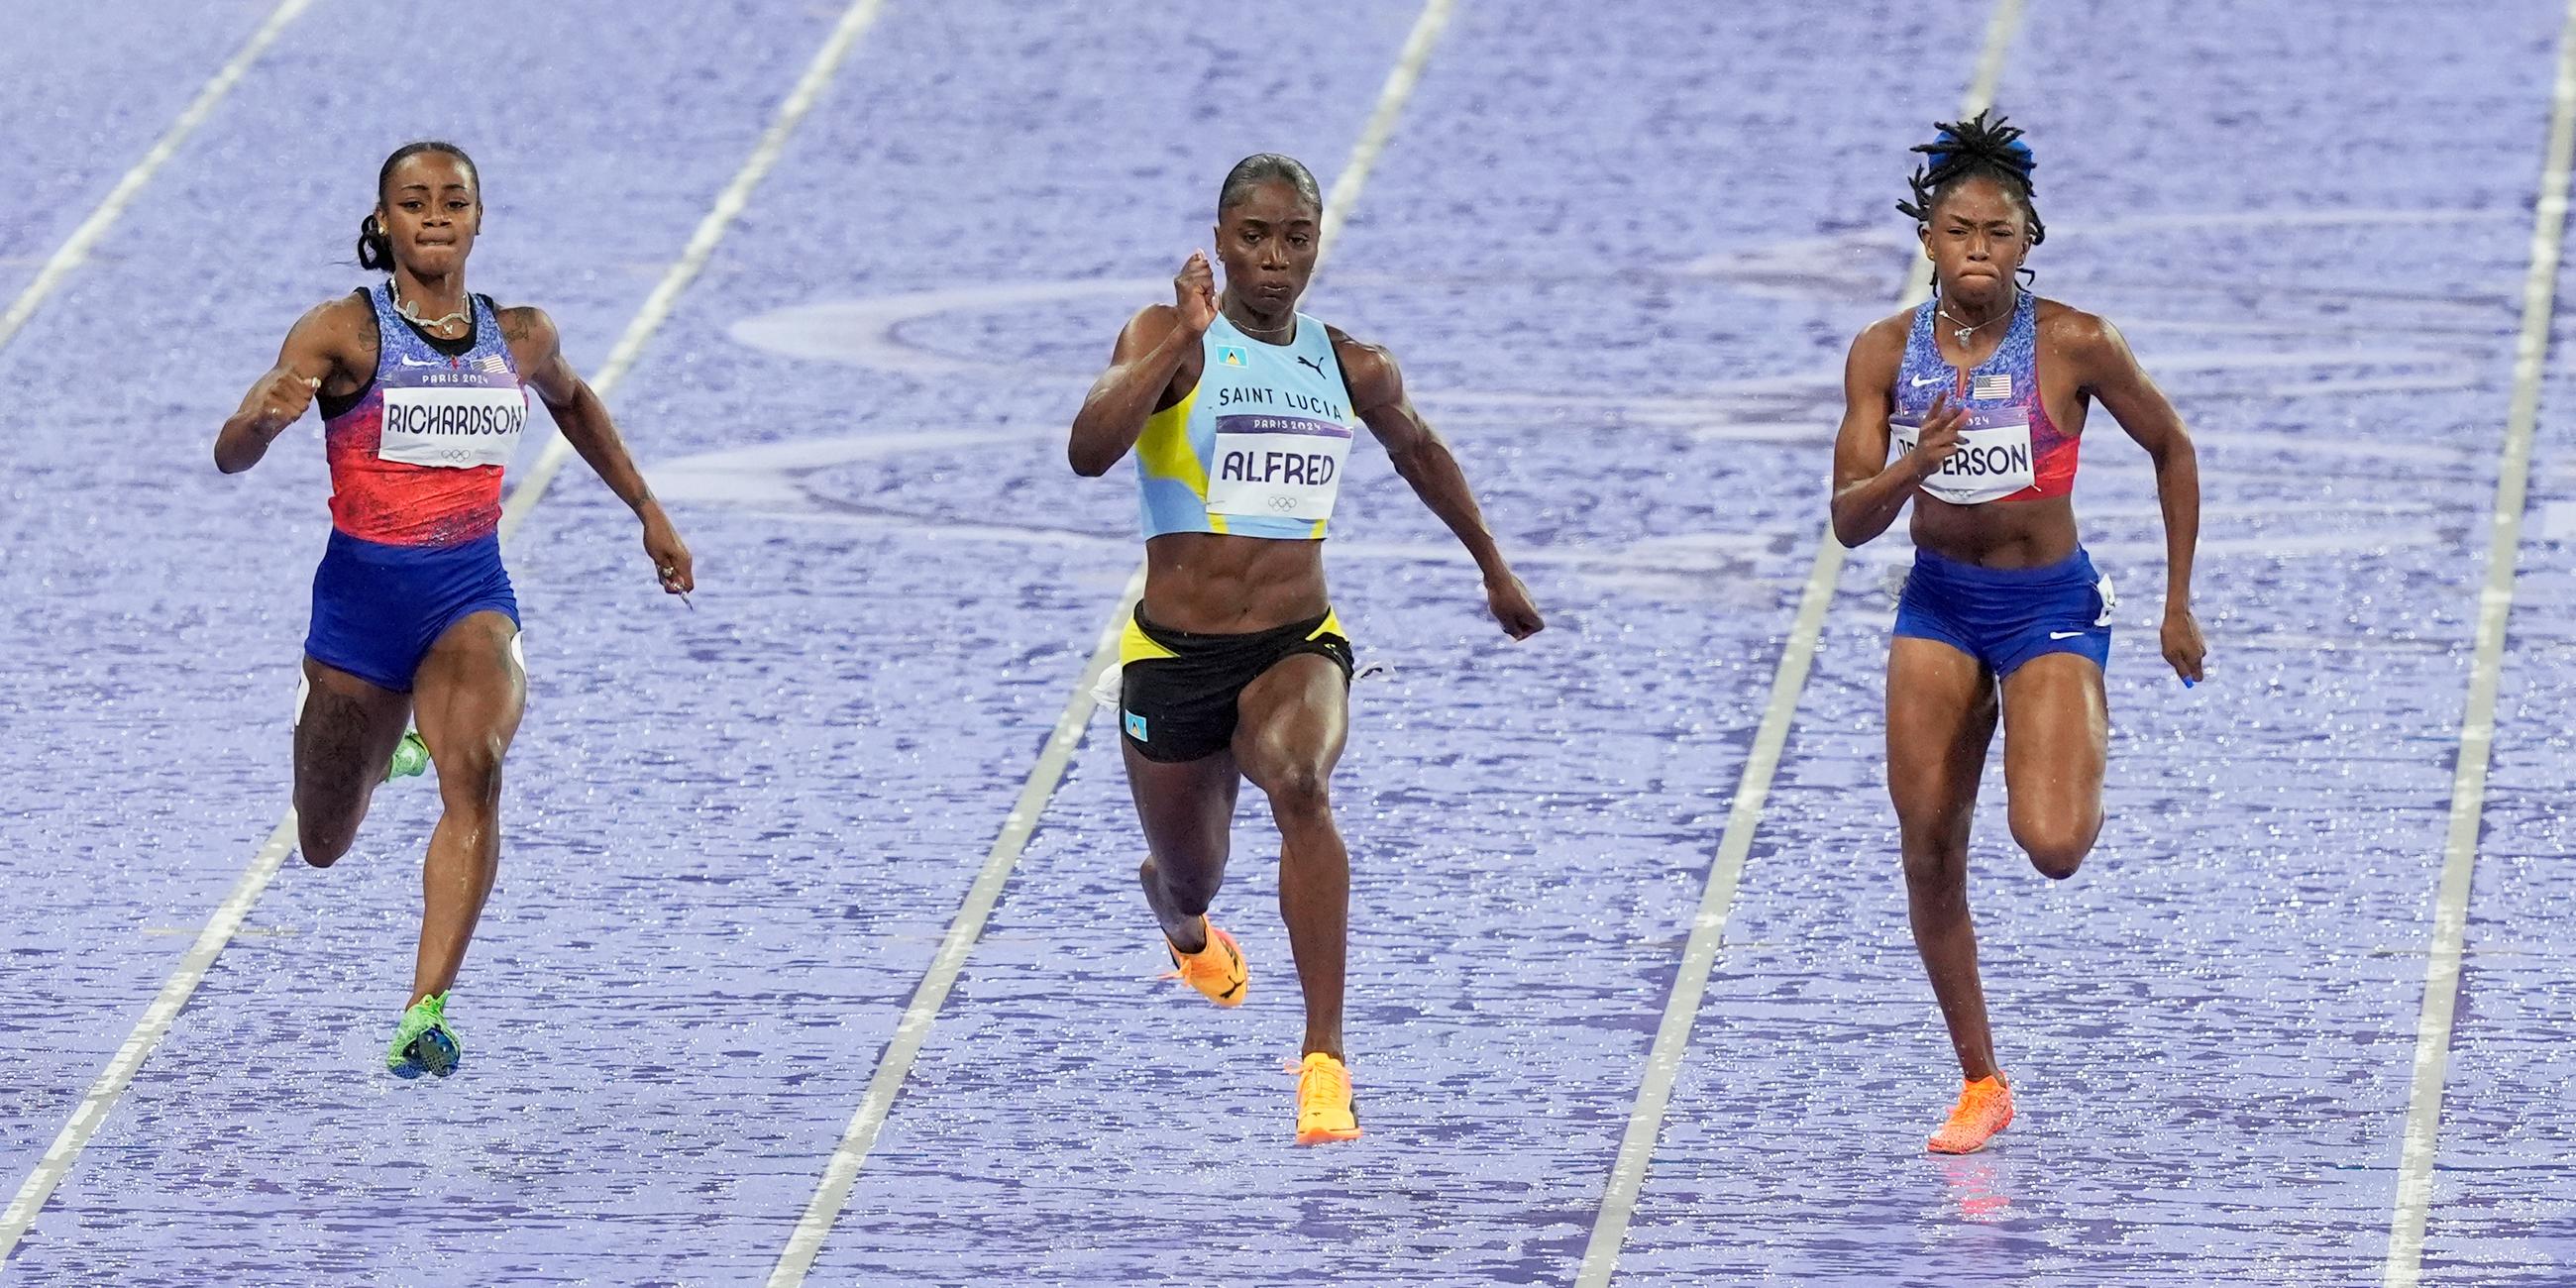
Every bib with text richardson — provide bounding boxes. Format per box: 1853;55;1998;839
378;384;529;470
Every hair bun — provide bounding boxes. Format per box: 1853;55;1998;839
1925;121;2034;174
1895;109;2045;246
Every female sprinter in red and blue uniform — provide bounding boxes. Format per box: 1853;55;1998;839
1830;113;2206;1152
215;141;693;1078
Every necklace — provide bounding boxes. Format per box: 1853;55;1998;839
1934;282;2020;348
1227;307;1295;340
392;281;469;336
1935;302;2010;348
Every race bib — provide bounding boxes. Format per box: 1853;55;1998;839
1204;414;1354;522
378;385;528;470
1891;415;2037;506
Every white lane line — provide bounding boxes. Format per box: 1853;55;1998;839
1569;2;2028;1283
1313;0;1459;272
2381;1;2576;1282
0;819;295;1253
498;0;895;540
758;3;1459;1282
0;0;320;357
0;0;897;1261
0;0;330;1249
754;556;1138;1288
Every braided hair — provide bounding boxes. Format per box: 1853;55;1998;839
1895;110;2043;247
357;141;479;271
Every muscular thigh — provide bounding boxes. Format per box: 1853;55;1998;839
295;658;412;797
1886;636;1998;837
1124;742;1240;866
1997;651;2107;813
412;611;525;772
1232;652;1348;795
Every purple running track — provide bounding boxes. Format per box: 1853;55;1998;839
1;2;2571;1285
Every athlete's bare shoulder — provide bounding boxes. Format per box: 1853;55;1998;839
311;288;372;324
495;303;558;349
1121;301;1184;343
490;303;586;396
288;290;377;390
1845;306;1914;377
1321;321;1384;363
2034;297;2131;379
2036;296;2117;344
300;289;375;345
1106;301;1205;411
1859;305;1918;342
1323;323;1398;409
1108;300;1195;369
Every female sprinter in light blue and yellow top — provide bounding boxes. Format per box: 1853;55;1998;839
1069;154;1543;1145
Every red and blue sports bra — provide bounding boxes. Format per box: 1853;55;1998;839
1888;289;2077;505
319;282;528;546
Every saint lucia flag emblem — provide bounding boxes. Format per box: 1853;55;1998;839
1216;346;1248;368
1124;710;1149;740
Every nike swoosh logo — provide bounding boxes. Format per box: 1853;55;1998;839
396;357;447;368
1910;376;1946;387
2048;630;2086;640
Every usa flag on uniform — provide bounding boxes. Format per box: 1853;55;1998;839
1971;373;2011;400
475;354;508;375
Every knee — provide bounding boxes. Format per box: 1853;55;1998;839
1899;838;1966;892
1142;854;1221;905
2012;818;2097;880
435;734;508;805
297;823;352;869
2023;841;2092;881
1896;803;1969;884
1259;762;1334;823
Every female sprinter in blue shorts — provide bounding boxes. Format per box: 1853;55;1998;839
214;141;694;1078
1069;155;1543;1144
1831;113;2206;1153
